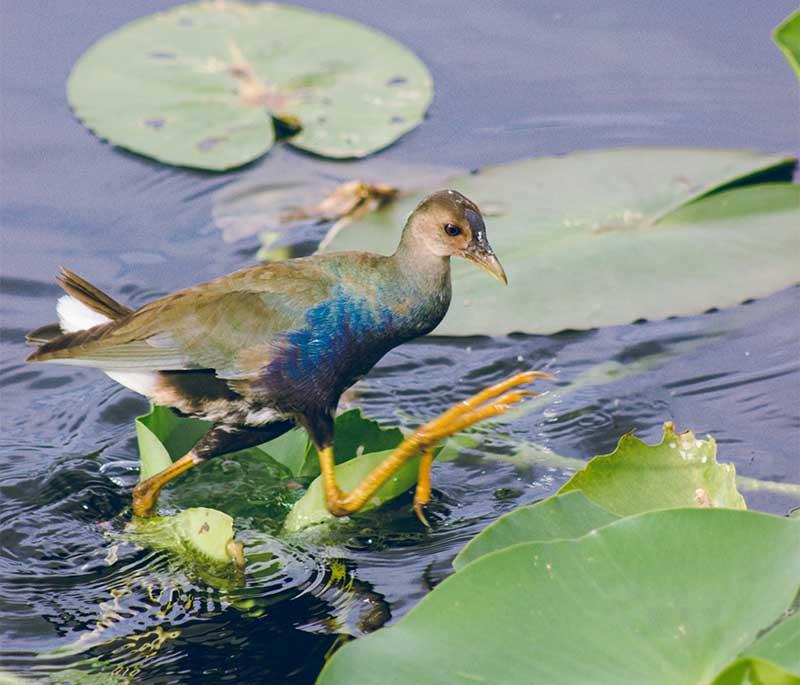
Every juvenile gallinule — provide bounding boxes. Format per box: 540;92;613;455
27;190;548;523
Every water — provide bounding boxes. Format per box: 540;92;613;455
2;1;799;682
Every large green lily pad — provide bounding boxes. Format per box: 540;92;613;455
559;421;746;515
452;490;619;570
775;10;800;79
68;1;433;170
317;509;800;685
322;148;799;335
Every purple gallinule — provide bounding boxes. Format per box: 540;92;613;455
27;190;549;523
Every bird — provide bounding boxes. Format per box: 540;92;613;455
26;189;548;524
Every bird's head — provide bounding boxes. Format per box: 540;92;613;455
404;189;507;284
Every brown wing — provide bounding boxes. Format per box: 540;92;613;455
28;260;335;381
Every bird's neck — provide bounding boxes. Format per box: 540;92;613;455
392;226;451;291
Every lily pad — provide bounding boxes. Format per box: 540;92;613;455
317;508;800;685
741;611;800;677
775;10;800;79
68;1;433;170
283;448;422;532
127;507;243;567
322;148;799;335
136;404;403;483
452;490;619;570
558;421;746;516
711;657;800;685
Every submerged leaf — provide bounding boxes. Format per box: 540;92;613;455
774;9;800;79
322;148;799;334
68;1;433;169
558;421;746;515
128;507;243;567
319;509;800;685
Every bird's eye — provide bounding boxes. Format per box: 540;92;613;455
444;223;462;237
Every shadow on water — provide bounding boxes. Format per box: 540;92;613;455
1;0;798;683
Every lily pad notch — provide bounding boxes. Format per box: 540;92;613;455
67;1;434;170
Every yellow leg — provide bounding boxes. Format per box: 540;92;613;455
320;371;553;519
132;451;202;517
413;448;435;527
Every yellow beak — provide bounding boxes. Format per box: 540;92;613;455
465;249;508;285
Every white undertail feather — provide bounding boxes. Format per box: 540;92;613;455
57;295;111;332
54;295;157;397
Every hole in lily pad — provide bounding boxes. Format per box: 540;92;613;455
198;137;223;151
386;76;408;86
144;118;166;129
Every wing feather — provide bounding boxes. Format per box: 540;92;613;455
29;261;336;380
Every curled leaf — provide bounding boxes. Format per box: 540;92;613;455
558;421;746;515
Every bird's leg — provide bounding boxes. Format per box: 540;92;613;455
132;421;294;518
320;371;553;519
413;448;436;527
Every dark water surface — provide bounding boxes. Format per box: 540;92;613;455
2;1;799;683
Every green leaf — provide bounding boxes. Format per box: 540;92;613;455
321;148;799;335
283;448;421;532
257;408;403;479
135;404;414;528
317;509;800;685
127;507;242;567
452;490;619;571
742;612;800;677
775;10;800;79
67;1;432;169
558;421;746;516
135;404;210;480
711;657;800;685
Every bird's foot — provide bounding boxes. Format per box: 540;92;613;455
131;451;202;518
320;371;554;522
132;480;159;518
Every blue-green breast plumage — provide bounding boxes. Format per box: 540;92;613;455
256;252;451;415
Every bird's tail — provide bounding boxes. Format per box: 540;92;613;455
26;267;132;349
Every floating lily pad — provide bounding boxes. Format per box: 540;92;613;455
68;1;433;170
775;10;800;79
452;490;619;570
318;508;800;685
559;421;746;516
322;148;799;335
